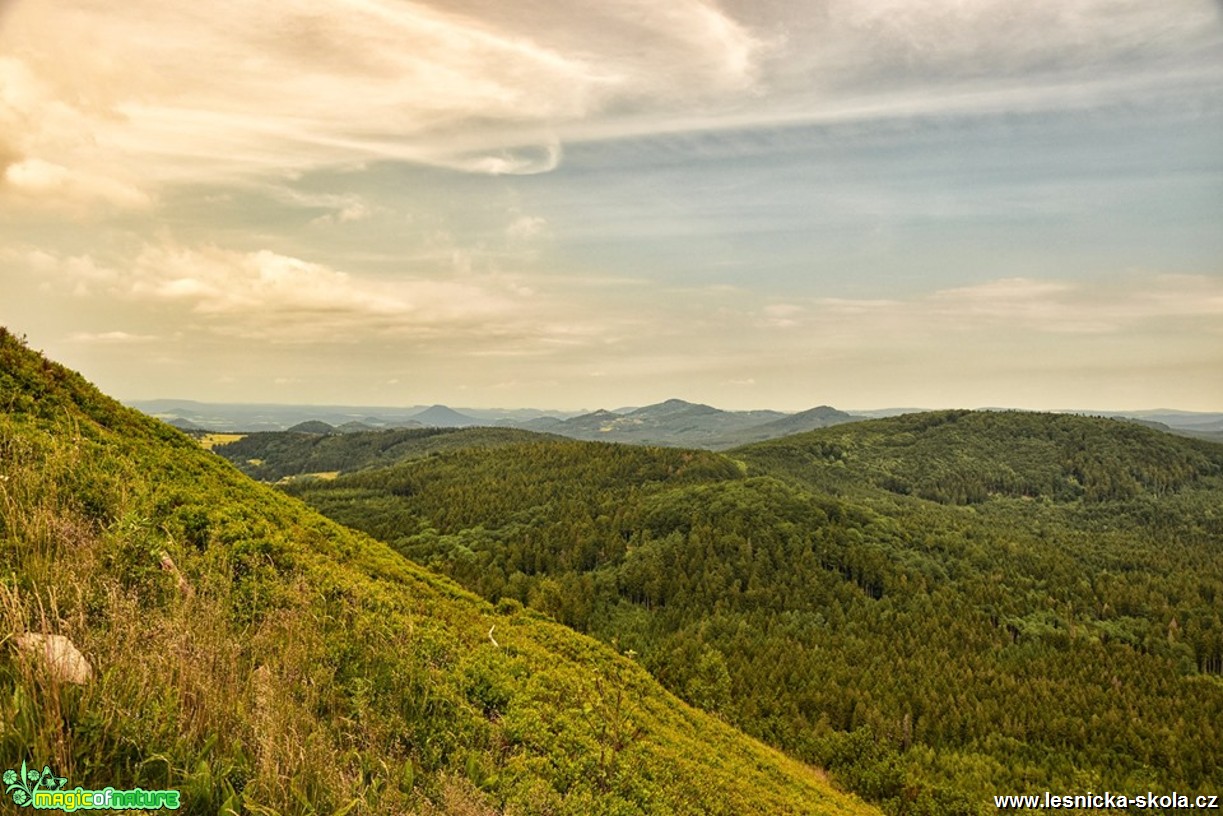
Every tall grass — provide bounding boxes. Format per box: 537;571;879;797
0;415;386;814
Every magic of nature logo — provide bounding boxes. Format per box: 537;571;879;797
3;760;180;811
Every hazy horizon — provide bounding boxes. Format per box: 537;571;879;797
124;395;1223;420
3;1;1221;412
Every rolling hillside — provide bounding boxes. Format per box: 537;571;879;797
710;405;859;448
737;408;1223;506
515;399;858;449
207;400;864;471
280;410;1223;814
214;426;558;482
0;328;877;816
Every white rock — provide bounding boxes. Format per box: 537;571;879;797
159;551;193;598
16;633;93;685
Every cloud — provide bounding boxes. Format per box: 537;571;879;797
28;240;623;347
818;0;1211;77
129;246;398;316
752;0;1222;104
306;204;372;227
571;1;1223;145
446;140;563;176
810;275;1223;340
0;0;768;208
0;57;151;212
506;215;548;241
3;158;151;209
614;272;1223;410
121;244;533;342
759;303;803;328
273;190;375;225
67;331;158;344
2;0;1217;215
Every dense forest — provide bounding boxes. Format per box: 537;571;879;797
212;425;554;482
0;328;878;815
272;411;1223;814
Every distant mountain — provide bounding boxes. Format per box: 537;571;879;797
509;415;568;431
1104;410;1223;441
129;399;432;432
460;407;587;423
558;409;636;436
1054;409;1223;443
336;420;380;433
409;404;482;427
766;404;857;430
523;399;858;449
1109;409;1223;431
129;399;1223;442
714;405;860;447
286;420;335;434
213;399;865;475
628;397;723;419
530;398;789;448
845;407;929;419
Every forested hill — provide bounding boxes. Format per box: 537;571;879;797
734;408;1223;506
282;409;1223;815
0;327;879;815
213;425;555;482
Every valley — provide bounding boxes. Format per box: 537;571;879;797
219;411;1223;813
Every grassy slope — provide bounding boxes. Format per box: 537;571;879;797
0;329;876;816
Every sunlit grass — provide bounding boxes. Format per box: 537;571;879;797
197;433;245;450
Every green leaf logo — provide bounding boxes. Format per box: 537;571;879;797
3;760;65;808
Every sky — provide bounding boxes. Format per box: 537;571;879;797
1;0;1221;412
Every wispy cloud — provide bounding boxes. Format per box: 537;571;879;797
3;158;151;210
0;0;766;210
67;331;158;344
808;276;1223;340
505;215;548;241
7;0;1214;213
30;240;624;348
1;1;1218;410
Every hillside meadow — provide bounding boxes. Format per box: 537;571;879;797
0;328;876;815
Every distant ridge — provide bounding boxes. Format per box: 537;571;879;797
130;399;432;432
509;399;850;449
510;415;567;431
151;398;868;449
286;420;335;434
336;420;379;433
628;397;723;418
409;404;481;427
135;398;1223;449
714;404;859;447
